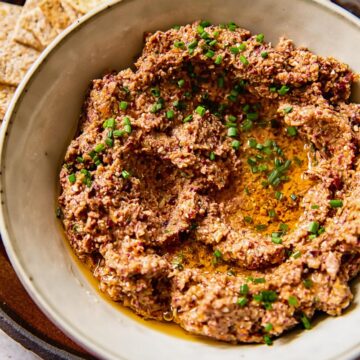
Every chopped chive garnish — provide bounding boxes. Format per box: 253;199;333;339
258;164;268;172
283;106;293;114
256;33;264;43
239;55;249;65
237;297;248;307
150;87;160;97
200;31;210;39
278;85;290;96
311;204;320;209
214;55;223;64
166;110;174;119
214;249;222;258
68;173;76;183
248;138;257;148
205;49;215;58
76;156;84;163
227;22;237;31
103;117;115;129
279;223;289;232
209;39;217;46
264;323;273;332
268;209;276;218
119;101;128;110
230;46;240;54
200;20;211;27
247;112;258;121
231;140;241;150
269;86;277;92
188;40;198;49
264;335;272;346
124;124;132;134
172;25;180;30
238;43;246;51
174;40;185;49
121;170;131;179
105;138;113;147
241;119;253;131
217;76;224;88
183;114;193;123
227;127;238;137
271;237;282;244
123;117;131;125
177;79;185;87
107;130;113;138
253;277;266;284
94;143;105;153
292;250;301;259
288;295;299;307
308;221;319;234
287;126;297;136
301;314;311;330
195;106;206;116
255;224;267;231
303;279;313;288
261;51;268;58
113;130;125;137
209;151;216;161
240;284;249;295
244;216;253;223
197;25;204;34
243;104;250;113
275;191;283;200
329;199;343;208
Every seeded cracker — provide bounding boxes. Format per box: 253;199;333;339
0;85;16;121
0;2;22;115
61;0;109;14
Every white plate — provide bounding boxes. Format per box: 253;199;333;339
0;0;359;359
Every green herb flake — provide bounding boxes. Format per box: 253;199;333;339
119;101;128;110
287;126;298;137
68;173;76;184
239;55;249;65
121;170;131;179
329;199;343;208
288;295;299;307
300;314;311;330
195;106;206;116
278;85;290;96
231;140;241;150
239;284;249;295
256;33;265;43
214;55;223;65
237;297;248;307
264;335;272;346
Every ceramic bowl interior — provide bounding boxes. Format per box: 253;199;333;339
0;0;359;359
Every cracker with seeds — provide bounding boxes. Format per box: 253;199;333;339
0;85;16;121
62;0;109;14
0;2;22;50
0;41;39;86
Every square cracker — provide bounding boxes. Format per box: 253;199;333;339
39;0;73;31
60;0;83;21
0;2;22;48
20;7;59;49
13;0;48;50
0;41;39;86
0;85;16;121
62;0;109;14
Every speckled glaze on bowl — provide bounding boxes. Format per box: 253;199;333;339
0;0;359;359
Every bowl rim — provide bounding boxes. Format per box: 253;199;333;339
0;0;359;359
